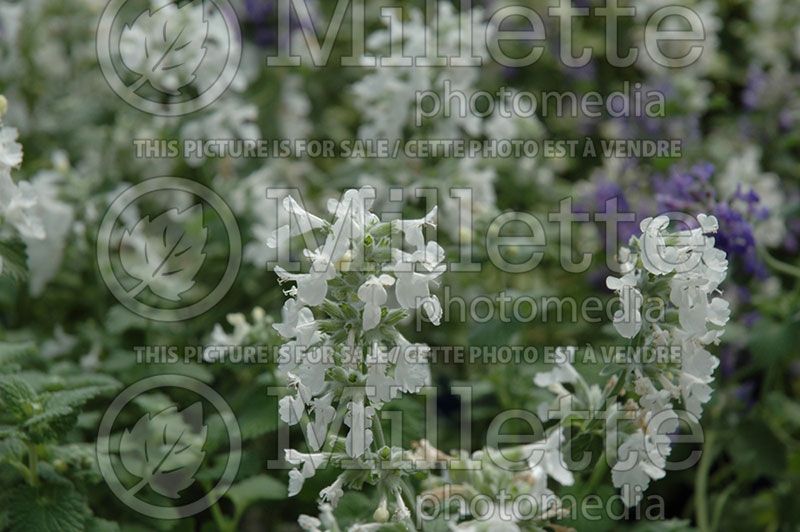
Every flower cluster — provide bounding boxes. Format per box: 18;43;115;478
0;97;70;288
605;214;730;504
203;306;275;363
0;97;41;246
531;214;730;507
271;188;443;519
415;436;571;531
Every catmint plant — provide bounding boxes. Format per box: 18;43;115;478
533;214;730;507
0;96;47;280
271;188;443;524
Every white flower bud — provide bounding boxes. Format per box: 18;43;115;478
373;498;389;523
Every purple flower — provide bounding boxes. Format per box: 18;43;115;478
244;0;312;48
654;163;715;217
654;163;769;278
733;381;757;408
576;172;646;249
742;65;768;111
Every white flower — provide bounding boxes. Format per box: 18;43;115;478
677;341;719;417
365;343;395;405
297;514;321;532
527;428;574;486
452;518;521;532
306;392;336;450
0;125;22;170
267;196;328;249
602;212;729;504
0;172;44;240
288;468;306;497
274;299;319;347
707;297;731;327
286;449;328;477
320;475;346;508
357;274;395;331
605;270;639;292
344;398;374;458
279;394;305;426
396;206;437;252
612;429;669;507
606;271;644;339
696;213;719;233
390;250;445;323
286;448;329;498
11;167;73;294
638;216;675;275
323;188;378;262
669;275;711;332
392;339;431;394
534;346;579;387
275;256;336;306
613;285;644;339
412;241;446;272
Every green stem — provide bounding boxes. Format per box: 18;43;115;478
582;451;608;498
202;480;235;532
759;244;800;279
710;483;736;532
373;412;386;449
695;430;715;532
27;442;39;487
9;459;33;485
398;482;420;531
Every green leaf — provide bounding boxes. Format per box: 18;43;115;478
467;317;523;347
7;480;89;532
748;318;796;367
85;517;121;532
0;434;25;463
24;405;77;443
631;519;695;531
50;443;101;482
0;375;38;422
237;396;279;442
0;341;37;368
45;383;118;411
334;491;374;527
225;474;286;512
0;238;29;281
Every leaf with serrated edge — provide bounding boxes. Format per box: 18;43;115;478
119;402;207;499
225;474;286;511
8;482;88;532
119;1;209;95
119;204;207;302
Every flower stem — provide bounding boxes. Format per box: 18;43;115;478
373;413;386;449
201;479;235;532
759;244;800;279
27;442;39;487
582;450;607;497
695;430;715;532
399;482;420;531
